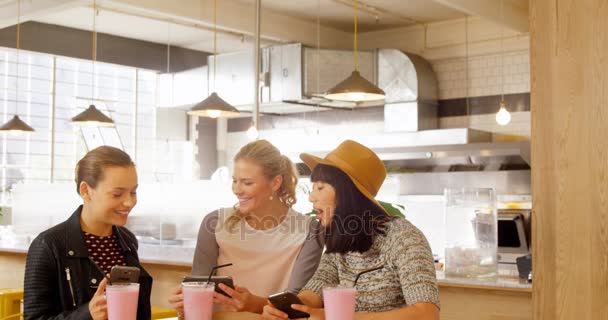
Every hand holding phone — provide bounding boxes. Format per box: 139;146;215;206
268;291;310;319
110;266;140;284
182;275;235;297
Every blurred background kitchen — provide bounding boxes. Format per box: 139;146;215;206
1;0;603;319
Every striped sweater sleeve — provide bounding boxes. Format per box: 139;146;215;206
301;252;339;297
387;219;440;308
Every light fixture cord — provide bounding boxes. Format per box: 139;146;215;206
213;0;217;84
91;0;97;104
500;0;504;103
316;0;320;95
354;0;358;72
16;0;20;51
15;0;20;109
464;15;470;123
166;22;170;74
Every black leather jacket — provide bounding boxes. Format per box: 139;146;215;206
23;206;153;320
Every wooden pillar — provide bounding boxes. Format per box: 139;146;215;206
530;1;608;319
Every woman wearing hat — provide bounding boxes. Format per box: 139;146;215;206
262;140;439;320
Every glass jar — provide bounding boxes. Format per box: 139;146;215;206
444;188;497;279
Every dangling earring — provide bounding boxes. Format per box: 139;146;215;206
269;195;274;201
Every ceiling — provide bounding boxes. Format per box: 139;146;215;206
234;0;465;32
10;0;529;54
34;6;276;54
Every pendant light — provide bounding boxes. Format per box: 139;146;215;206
0;0;35;135
245;0;261;141
495;0;511;126
246;123;259;141
71;0;114;127
325;0;384;102
188;0;240;118
464;15;471;128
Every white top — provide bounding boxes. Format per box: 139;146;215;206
192;207;323;297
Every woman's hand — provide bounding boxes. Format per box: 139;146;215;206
261;301;287;320
291;304;325;320
213;284;264;313
88;277;108;320
261;302;325;320
167;285;184;317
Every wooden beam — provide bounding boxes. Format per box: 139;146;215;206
531;0;608;319
432;0;528;33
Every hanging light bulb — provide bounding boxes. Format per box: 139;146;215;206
188;0;240;118
206;109;222;118
0;0;35;135
325;0;384;102
496;101;511;126
71;0;114;127
495;0;511;126
246;124;259;141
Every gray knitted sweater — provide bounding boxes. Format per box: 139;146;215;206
302;218;440;313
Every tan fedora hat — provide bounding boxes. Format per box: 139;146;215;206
300;140;387;214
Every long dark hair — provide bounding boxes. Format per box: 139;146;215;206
311;164;392;254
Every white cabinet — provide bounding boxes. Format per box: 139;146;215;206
209;51;255;106
268;43;302;102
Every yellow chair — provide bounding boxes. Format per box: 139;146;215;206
0;289;23;320
0;313;23;320
151;306;178;319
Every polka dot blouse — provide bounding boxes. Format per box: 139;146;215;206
83;232;127;276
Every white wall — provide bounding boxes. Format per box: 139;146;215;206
359;16;529;61
432;50;531;138
432;51;530;99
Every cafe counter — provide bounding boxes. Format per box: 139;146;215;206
0;245;531;320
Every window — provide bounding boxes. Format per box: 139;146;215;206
0;47;159;203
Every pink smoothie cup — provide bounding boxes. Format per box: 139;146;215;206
106;283;140;320
323;286;356;320
182;282;215;320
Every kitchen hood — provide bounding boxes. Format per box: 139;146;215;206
286;128;530;174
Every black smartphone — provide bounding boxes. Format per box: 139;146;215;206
268;291;309;319
182;275;234;297
110;266;140;284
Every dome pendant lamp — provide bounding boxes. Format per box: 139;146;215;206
71;0;114;127
0;0;35;135
324;0;384;103
188;0;240;118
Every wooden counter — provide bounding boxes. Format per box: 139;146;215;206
162;312;259;320
1;249;531;320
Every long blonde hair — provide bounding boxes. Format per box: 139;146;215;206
228;140;298;227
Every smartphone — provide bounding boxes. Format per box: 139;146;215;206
110;266;140;284
268;291;310;319
182;275;234;297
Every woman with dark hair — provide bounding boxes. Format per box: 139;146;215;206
262;140;439;320
23;146;152;320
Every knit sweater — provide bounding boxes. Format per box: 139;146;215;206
302;218;440;313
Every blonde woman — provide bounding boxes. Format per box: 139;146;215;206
169;140;323;315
